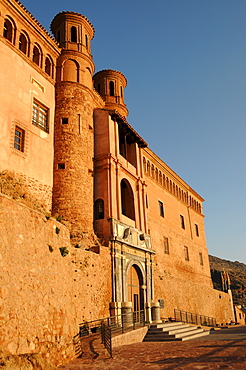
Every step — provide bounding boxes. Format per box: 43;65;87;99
179;330;210;341
144;322;211;342
148;325;193;334
150;322;184;329
149;323;189;331
174;328;204;338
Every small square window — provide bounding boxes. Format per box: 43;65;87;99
180;215;185;229
199;252;203;266
184;246;189;261
14;126;25;152
164;237;169;254
32;100;49;132
58;163;65;169
158;200;164;217
195;224;199;237
62;118;68;124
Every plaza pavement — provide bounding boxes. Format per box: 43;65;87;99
58;325;246;369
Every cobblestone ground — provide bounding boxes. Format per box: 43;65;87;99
58;326;246;369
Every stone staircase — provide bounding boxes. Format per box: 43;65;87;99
143;321;210;342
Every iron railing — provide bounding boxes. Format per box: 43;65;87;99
79;310;146;358
174;309;216;327
101;321;112;358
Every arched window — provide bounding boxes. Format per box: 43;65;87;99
94;199;104;220
3;18;15;43
109;81;114;96
19;32;28;54
32;44;42;67
63;59;79;82
57;30;61;43
147;161;150;175
151;164;155;178
45;55;53;77
71;26;77;42
166;177;169;190
155;168;158;181
143;157;146;173
163;174;166;187
121;179;135;220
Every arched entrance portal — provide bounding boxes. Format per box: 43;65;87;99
126;264;144;311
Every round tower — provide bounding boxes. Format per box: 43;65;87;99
51;12;96;241
93;69;128;117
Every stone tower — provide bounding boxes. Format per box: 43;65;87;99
51;12;101;241
93;69;128;117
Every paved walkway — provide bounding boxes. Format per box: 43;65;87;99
58;326;246;369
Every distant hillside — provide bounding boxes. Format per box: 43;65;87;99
209;255;246;306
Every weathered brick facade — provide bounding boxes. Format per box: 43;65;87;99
0;0;235;367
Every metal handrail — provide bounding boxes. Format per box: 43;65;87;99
79;310;145;337
174;309;216;327
80;310;146;358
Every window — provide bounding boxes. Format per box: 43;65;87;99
180;215;185;229
71;26;77;42
32;100;49;132
19;33;27;54
58;163;65;169
184;246;189;261
118;123;137;167
57;30;61;43
45;56;53;77
158;201;164;217
14;126;25;152
199;252;203;266
85;34;88;48
62;118;68;124
94;199;104;220
3;19;14;42
121;179;135;220
32;45;41;66
109;81;114;96
164;237;169;254
195;224;199;237
146;194;148;209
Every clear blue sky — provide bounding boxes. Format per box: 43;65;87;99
21;0;246;263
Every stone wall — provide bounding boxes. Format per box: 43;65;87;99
155;273;234;324
0;194;112;367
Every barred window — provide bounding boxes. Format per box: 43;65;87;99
164;237;169;254
32;100;49;132
158;200;164;217
94;198;104;220
184;246;189;261
14;126;25;152
195;224;199;237
180;215;185;229
199;252;203;266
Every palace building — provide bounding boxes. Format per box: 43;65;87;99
0;0;234;365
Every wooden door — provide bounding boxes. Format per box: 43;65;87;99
127;265;140;311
